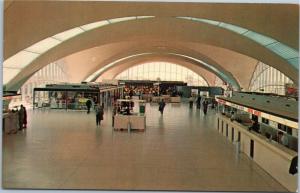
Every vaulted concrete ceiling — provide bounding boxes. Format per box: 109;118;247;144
97;55;218;86
3;1;299;91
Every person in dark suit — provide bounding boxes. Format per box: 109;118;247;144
249;120;260;133
86;99;92;114
158;99;166;115
202;100;209;115
196;96;201;109
289;156;298;175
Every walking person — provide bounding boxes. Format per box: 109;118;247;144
189;95;194;108
202;99;209;115
23;106;27;129
95;104;104;126
86;98;92;114
158;99;166;115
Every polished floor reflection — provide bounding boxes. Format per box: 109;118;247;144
2;103;287;191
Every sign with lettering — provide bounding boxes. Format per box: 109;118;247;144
247;108;261;116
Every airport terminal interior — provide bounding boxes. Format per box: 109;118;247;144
2;1;299;192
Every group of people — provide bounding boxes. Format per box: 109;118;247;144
124;85;181;99
189;95;211;115
124;85;160;98
9;104;27;134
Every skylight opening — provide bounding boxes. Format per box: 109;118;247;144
243;31;277;46
3;50;39;68
218;23;248;34
25;37;61;54
191;18;219;25
4;16;155;86
176;16;299;70
108;16;137;23
80;20;110;31
3;68;21;85
52;27;85;41
266;42;298;59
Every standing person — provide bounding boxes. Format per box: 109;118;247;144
23;106;27;129
189;95;194;108
86;98;92;114
129;89;134;99
202;99;209;115
196;96;201;109
18;105;25;130
95;104;100;126
158;99;166;115
112;103;117;127
99;104;104;125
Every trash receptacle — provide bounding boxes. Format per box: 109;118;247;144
140;105;145;114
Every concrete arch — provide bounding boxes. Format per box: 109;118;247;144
5;2;298;58
99;56;218;86
82;44;242;87
85;52;239;89
5;17;297;91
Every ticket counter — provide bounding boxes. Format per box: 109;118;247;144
216;114;297;192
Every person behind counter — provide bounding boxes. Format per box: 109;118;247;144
230;111;235;121
249;119;260;133
278;131;289;147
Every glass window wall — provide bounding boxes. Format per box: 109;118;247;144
115;62;208;86
249;62;295;95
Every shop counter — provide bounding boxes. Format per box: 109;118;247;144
114;114;146;131
141;94;152;102
170;96;181;103
151;97;160;103
130;115;146;130
161;95;171;102
114;115;129;130
216;114;297;192
3;112;19;134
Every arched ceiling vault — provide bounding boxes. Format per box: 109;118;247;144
5;1;298;59
82;44;241;78
5;18;297;91
82;50;240;88
98;55;219;86
41;41;257;90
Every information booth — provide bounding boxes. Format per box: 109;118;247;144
114;99;146;132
